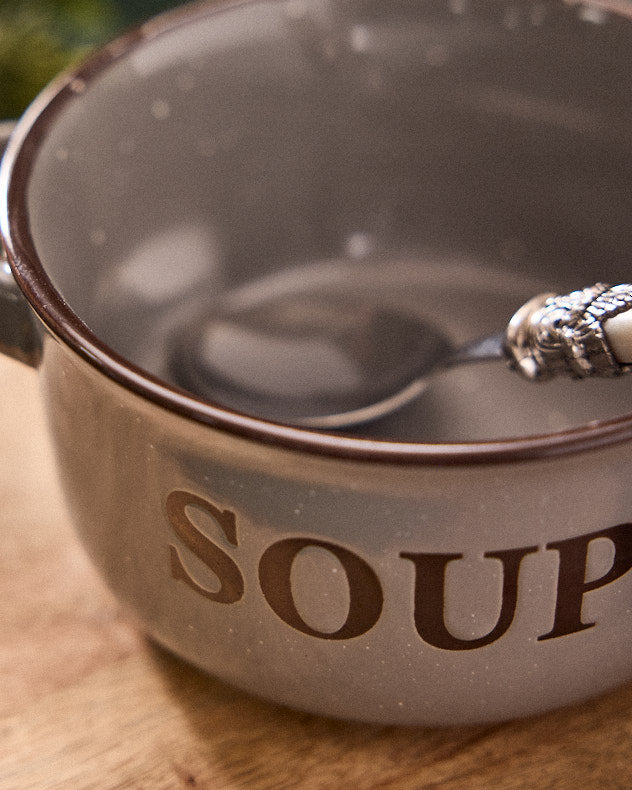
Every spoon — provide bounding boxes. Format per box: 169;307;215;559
169;282;632;429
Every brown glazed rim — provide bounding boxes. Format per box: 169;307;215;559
3;0;632;466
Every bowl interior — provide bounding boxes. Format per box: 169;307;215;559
18;0;632;441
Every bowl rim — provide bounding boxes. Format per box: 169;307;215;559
3;0;632;466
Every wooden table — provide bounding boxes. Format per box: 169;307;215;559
2;355;632;790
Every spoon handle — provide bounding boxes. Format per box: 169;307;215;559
505;283;632;380
448;332;506;367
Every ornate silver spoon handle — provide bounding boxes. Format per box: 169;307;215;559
505;283;632;380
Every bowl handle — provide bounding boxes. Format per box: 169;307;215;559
0;122;41;368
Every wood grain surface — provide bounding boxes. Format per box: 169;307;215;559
2;354;632;790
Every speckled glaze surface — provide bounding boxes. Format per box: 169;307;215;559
37;334;632;725
2;0;632;725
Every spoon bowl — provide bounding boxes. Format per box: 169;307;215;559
170;292;458;428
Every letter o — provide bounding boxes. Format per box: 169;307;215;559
258;538;383;640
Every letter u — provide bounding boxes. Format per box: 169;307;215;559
400;546;538;650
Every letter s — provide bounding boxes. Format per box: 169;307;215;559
166;489;244;604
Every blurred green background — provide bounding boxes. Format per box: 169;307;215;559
0;0;189;118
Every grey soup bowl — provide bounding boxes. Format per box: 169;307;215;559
2;0;632;725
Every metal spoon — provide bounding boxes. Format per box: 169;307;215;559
169;282;632;429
